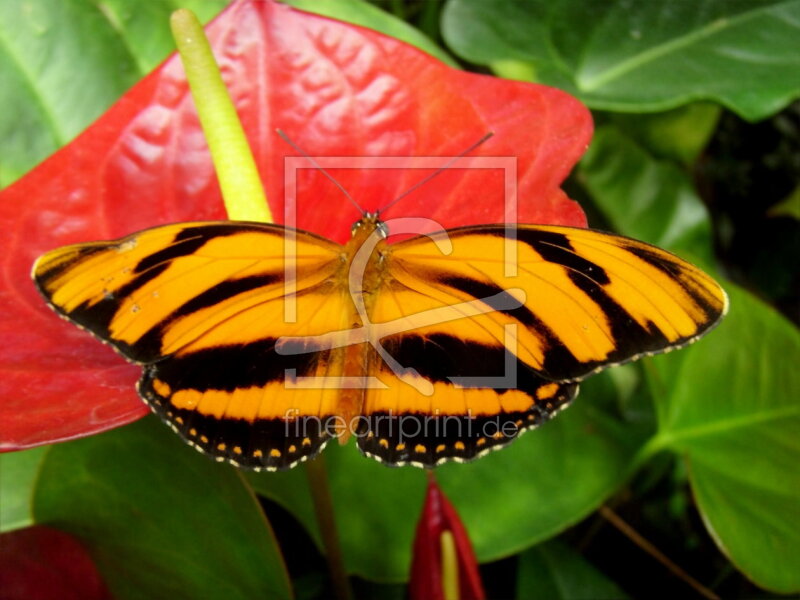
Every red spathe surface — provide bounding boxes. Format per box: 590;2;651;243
0;0;592;449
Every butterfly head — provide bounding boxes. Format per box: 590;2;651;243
351;212;389;240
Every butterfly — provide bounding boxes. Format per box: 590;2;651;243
32;207;728;470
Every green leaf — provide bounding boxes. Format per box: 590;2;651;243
252;374;646;582
0;0;227;185
442;0;800;120
516;540;629;599
283;0;456;66
644;285;800;593
579;124;714;260
0;446;47;532
768;183;800;220
32;417;293;600
602;103;721;165
93;0;229;74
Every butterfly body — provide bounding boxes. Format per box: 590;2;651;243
33;216;727;470
329;214;387;441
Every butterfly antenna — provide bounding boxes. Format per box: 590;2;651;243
377;132;494;215
276;129;365;215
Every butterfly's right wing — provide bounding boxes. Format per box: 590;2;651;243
356;224;726;467
33;221;352;470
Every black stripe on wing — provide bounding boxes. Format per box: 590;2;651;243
121;273;285;362
420;227;725;381
499;229;671;377
430;274;583;379
356;396;575;467
132;224;245;274
35;222;342;364
616;243;722;320
141;367;332;471
357;333;578;466
512;228;722;372
144;337;325;393
382;332;548;390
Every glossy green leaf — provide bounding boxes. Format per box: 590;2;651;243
579;125;714;260
643;286;800;593
0;0;227;185
253;374;647;582
516;540;629;599
32;417;292;600
283;0;456;66
0;446;47;532
442;0;800;120
603;102;721;165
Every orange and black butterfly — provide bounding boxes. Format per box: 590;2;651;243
32;196;728;470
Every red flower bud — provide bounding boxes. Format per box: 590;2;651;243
0;526;111;600
409;475;485;600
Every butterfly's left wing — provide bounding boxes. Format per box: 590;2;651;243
357;224;727;466
33;221;351;470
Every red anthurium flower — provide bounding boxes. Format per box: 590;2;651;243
410;475;485;600
0;0;591;450
0;526;112;600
